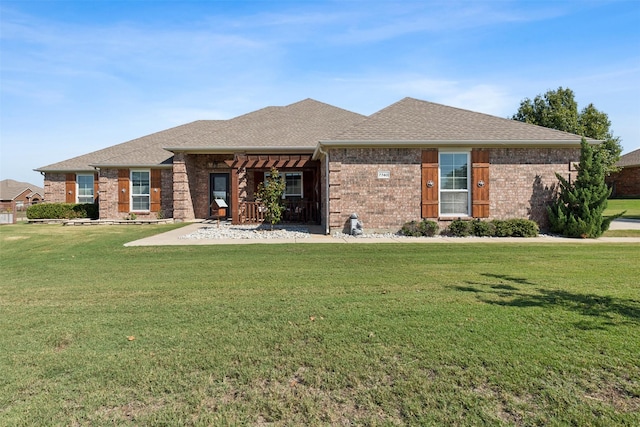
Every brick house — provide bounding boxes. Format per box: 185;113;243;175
0;179;44;209
36;97;589;233
606;148;640;198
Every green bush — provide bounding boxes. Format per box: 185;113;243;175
448;219;472;237
400;220;439;237
27;203;98;220
490;219;538;237
418;220;439;237
471;219;494;237
507;219;539;237
491;220;511;237
400;220;422;237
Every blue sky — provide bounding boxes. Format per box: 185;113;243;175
1;0;639;185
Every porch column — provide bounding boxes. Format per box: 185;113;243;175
231;166;240;224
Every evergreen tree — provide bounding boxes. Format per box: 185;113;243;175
256;167;286;230
547;138;624;238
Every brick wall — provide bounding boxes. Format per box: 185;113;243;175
173;154;235;220
43;173;67;203
326;146;580;233
490;148;579;228
98;168;119;219
328;148;422;232
607;166;640;197
160;169;173;218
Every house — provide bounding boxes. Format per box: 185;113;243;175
606;148;640;198
0;179;44;224
0;179;44;209
36;97;590;233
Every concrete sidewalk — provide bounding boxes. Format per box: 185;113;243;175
124;220;640;246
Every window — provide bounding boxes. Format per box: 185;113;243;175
265;171;303;198
439;152;470;216
284;172;303;198
77;174;94;204
131;170;150;211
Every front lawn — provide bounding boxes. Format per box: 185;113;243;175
1;224;639;425
606;198;640;219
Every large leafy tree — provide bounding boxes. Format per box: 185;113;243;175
512;87;622;174
547;138;623;238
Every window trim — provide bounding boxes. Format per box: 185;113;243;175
130;169;151;212
438;151;471;217
76;173;94;204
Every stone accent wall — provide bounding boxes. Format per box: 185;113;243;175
607;166;640;197
43;173;67;203
489;147;579;228
328;148;422;232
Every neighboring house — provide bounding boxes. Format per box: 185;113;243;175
606;148;640;198
0;179;44;210
36;97;590;233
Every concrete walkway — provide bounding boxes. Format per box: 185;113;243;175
124;219;640;246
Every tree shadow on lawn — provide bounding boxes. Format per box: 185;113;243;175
454;273;640;328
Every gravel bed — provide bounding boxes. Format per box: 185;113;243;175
180;224;312;240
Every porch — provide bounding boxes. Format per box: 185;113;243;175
238;200;320;224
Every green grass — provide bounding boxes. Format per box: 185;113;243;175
606;199;640;219
1;224;639;425
604;229;640;237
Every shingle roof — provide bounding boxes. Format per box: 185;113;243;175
165;98;367;151
326;97;591;143
35;121;225;172
36;97;593;173
35;99;365;171
617;148;640;167
0;179;44;201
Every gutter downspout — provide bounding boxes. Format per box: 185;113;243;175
317;144;330;235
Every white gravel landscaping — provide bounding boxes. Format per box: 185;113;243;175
179;224;313;240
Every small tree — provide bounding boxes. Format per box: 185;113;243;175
256;167;286;230
547;138;624;238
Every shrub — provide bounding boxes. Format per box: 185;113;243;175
400;220;422;237
471;219;494;237
508;219;539;237
490;219;538;237
418;220;439;237
400;220;439;237
27;203;98;220
491;220;512;237
448;219;471;237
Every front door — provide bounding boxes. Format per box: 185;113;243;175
210;173;230;218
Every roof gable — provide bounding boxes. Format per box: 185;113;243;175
0;179;44;201
328;97;589;142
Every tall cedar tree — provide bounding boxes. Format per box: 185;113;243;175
256;167;286;230
547;138;623;238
